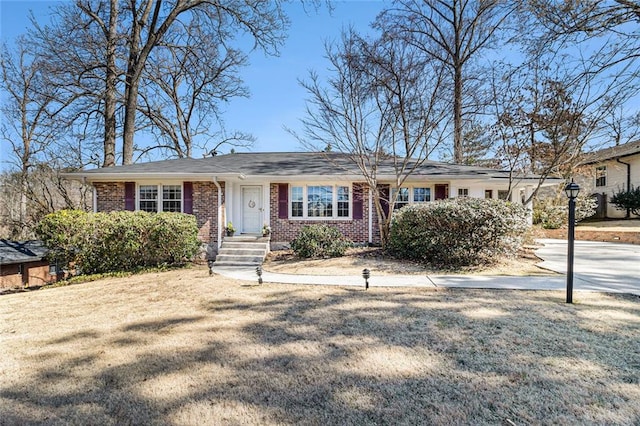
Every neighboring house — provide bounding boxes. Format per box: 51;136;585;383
0;240;59;290
580;141;640;219
68;152;559;254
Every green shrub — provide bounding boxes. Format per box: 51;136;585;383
36;210;200;274
611;186;640;216
290;224;352;258
388;198;528;268
533;194;598;229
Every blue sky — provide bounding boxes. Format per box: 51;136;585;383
0;0;385;164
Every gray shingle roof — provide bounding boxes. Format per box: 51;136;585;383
0;240;49;265
71;151;529;180
581;141;640;165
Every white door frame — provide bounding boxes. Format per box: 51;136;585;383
241;185;263;233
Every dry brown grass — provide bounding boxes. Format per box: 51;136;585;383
1;266;639;425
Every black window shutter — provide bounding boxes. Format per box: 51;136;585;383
353;184;363;220
124;182;135;211
278;184;288;219
183;182;193;214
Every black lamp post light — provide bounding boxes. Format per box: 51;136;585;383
564;179;580;304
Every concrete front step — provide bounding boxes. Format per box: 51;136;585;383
221;242;268;249
215;254;265;264
214;235;270;267
217;248;266;256
223;235;269;242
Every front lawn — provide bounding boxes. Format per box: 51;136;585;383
0;267;638;424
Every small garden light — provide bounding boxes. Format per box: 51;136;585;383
564;179;580;304
256;265;263;285
362;268;370;290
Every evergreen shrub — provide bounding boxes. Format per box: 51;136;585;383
290;224;352;258
611;186;640;216
388;198;528;268
533;194;597;229
36;210;200;274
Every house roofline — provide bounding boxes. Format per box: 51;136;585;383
581;150;640;165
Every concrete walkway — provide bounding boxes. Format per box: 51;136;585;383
210;239;640;296
211;265;567;290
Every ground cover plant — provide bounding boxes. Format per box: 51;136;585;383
1;268;638;425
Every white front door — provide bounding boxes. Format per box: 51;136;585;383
241;186;263;233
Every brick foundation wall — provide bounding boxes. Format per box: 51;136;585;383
269;183;376;245
0;261;57;290
539;228;640;245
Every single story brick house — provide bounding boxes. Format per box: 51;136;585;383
0;240;59;290
580;140;640;219
68;151;558;254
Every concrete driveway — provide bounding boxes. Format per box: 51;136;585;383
535;239;640;295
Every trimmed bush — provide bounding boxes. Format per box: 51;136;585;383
388;198;528;268
36;210;200;274
533;194;597;229
290;224;352;258
611;186;640;216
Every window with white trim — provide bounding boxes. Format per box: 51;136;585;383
138;184;182;213
595;166;606;187
414;187;431;203
392;186;431;209
498;190;509;201
291;186;303;217
290;185;350;219
393;187;410;210
458;188;469;198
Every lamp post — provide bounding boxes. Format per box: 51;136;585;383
564;180;580;304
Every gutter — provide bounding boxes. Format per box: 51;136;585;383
213;176;223;249
616;157;632;218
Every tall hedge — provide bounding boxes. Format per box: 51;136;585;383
388;198;528;268
36;210;200;274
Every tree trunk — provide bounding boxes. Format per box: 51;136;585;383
453;63;463;164
103;0;118;167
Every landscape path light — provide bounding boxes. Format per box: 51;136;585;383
564;179;580;304
256;265;263;285
362;268;370;290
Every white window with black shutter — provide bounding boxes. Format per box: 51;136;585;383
124;182;193;213
278;183;364;220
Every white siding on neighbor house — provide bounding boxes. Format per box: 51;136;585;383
590;153;640;218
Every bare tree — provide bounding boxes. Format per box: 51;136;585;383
117;0;288;165
0;40;58;237
487;48;639;204
297;30;449;246
0;41;91;238
29;0;293;166
378;0;515;163
137;19;252;158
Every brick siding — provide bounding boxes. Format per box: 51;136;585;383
95;182;126;212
